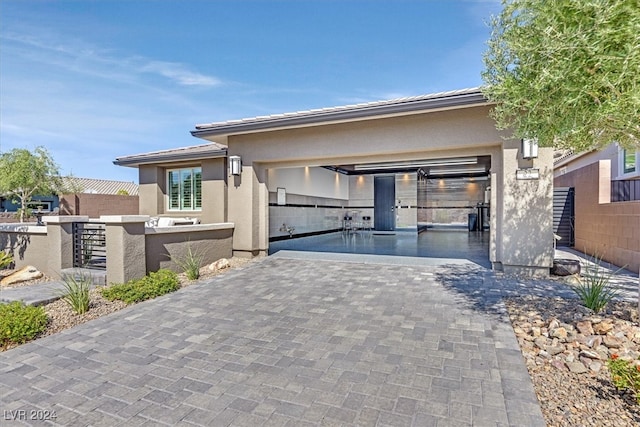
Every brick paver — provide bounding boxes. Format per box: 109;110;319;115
0;253;545;426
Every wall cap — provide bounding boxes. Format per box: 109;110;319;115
145;222;235;235
0;224;47;234
101;215;150;224
44;216;89;224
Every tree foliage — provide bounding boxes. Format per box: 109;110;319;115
482;0;640;152
0;147;64;222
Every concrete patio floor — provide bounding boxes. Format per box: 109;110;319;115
269;229;492;268
0;252;548;426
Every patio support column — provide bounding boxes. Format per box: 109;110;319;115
227;162;268;258
101;215;149;284
495;139;555;276
45;216;89;278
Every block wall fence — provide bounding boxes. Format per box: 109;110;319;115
555;161;640;273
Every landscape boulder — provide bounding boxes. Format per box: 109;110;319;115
0;265;43;286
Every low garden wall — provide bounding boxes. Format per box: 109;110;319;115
145;224;233;273
0;224;49;272
0;216;235;284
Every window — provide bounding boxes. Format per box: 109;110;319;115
167;167;202;211
623;149;637;174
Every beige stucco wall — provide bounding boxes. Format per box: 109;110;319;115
495;140;555;275
103;216;147;284
138;158;227;224
145;224;234;272
0;225;49;274
555;160;640;273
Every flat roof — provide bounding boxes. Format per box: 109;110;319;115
114;142;227;168
192;87;489;139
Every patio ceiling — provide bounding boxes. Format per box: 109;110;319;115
322;155;492;177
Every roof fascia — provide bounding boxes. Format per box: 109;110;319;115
114;149;227;168
191;92;489;139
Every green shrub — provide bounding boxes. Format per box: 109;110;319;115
101;269;179;304
59;271;92;315
0;301;48;348
608;354;640;404
0;251;13;270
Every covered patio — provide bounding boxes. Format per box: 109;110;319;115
269;229;491;268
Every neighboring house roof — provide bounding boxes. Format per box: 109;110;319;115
192;87;489;139
553;149;576;166
63;177;139;195
114;142;227;168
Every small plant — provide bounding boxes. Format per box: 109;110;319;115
0;301;48;348
59;271;92;315
607;354;640;404
571;254;621;313
171;245;203;280
101;269;179;304
0;251;13;270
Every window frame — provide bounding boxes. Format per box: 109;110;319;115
166;166;202;212
619;148;639;178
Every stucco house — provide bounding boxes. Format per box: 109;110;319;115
115;88;556;276
554;144;639;273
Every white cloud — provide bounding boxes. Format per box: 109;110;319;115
2;28;222;89
140;61;221;87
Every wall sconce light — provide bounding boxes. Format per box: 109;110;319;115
521;138;538;159
229;155;242;176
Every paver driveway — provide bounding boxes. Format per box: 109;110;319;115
1;252;545;426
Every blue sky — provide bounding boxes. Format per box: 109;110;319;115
0;0;501;183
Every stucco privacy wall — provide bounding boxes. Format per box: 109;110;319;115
145;225;233;272
220;104;555;274
0;225;48;273
555;160;640;273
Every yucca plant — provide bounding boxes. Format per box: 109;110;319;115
59;270;92;315
171;245;203;281
571;253;622;313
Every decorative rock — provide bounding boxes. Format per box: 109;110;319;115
551;327;568;340
593;320;614;335
579;349;600;360
603;335;622;349
534;337;548;349
585;335;602;348
576;320;594;336
566;361;589;374
548;346;565;356
551;258;581;276
208;258;230;271
0;265;43;286
550;359;568;371
589;361;603;373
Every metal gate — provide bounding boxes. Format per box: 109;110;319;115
553;187;575;247
73;222;106;269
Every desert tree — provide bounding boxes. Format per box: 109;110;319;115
0;147;64;222
482;0;640;152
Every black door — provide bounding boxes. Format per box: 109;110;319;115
374;175;396;231
553;187;575;246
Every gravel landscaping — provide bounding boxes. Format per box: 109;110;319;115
506;295;640;426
